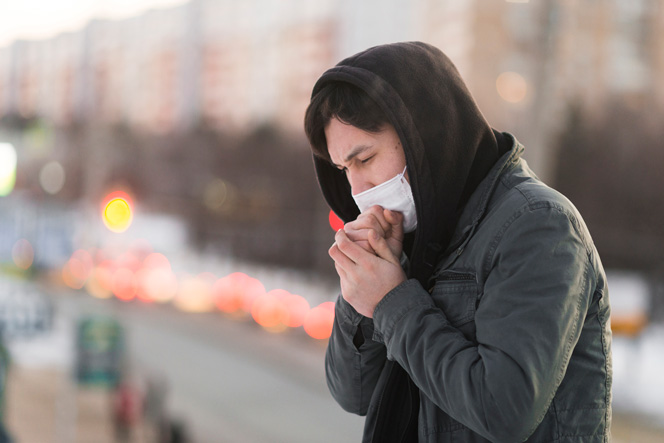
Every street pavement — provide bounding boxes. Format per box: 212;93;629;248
8;287;365;443
4;282;664;442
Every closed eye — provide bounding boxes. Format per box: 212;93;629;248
361;155;375;164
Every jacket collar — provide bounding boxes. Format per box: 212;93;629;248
443;133;524;256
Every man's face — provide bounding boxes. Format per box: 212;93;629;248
325;118;407;196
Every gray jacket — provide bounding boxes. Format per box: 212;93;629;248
326;140;612;442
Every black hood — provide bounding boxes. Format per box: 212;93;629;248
310;42;502;285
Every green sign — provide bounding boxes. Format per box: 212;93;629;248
75;316;124;387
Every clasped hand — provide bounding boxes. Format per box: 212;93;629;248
328;206;407;318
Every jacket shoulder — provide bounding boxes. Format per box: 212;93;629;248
491;161;595;253
499;160;568;208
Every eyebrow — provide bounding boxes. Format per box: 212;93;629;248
332;144;373;168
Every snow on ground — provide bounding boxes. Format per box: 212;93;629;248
6;313;74;370
612;324;664;423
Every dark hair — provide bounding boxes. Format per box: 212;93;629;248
304;82;389;163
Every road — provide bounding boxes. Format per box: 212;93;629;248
53;289;365;443
11;282;664;442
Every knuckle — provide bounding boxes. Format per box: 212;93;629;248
368;205;383;216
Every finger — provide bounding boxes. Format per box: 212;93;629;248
343;229;377;253
383;208;404;227
368;229;400;265
335;229;370;264
354;240;373;254
344;227;371;243
328;242;355;271
384;209;404;239
345;212;388;238
364;206;391;233
334;261;347;280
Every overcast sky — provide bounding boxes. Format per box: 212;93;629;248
0;0;186;48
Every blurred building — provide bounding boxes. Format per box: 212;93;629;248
1;0;663;276
417;0;664;180
0;0;662;176
0;0;338;137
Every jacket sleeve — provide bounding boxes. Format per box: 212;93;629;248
372;205;594;442
325;294;387;415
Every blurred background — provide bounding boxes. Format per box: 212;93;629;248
0;0;663;442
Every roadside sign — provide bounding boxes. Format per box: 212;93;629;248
75;316;124;387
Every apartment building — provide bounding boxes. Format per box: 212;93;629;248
0;0;661;178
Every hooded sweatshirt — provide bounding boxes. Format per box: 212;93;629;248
311;41;505;287
311;42;612;443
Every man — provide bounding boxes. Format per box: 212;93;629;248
304;42;612;442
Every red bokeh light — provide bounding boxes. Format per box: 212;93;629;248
142;252;171;270
213;272;265;315
112;267;137;301
86;261;115;299
274;290;310;328
74;243;336;342
69;249;94;281
62;263;85;289
251;290;290;331
303;302;335;340
62;249;96;289
101;190;133;211
116;251;142;273
134;268;154;303
329;210;344;232
173;273;216;313
95;260;115;290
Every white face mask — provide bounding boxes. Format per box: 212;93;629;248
352;166;417;233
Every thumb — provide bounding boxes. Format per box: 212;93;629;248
384;209;404;240
368;229;399;265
